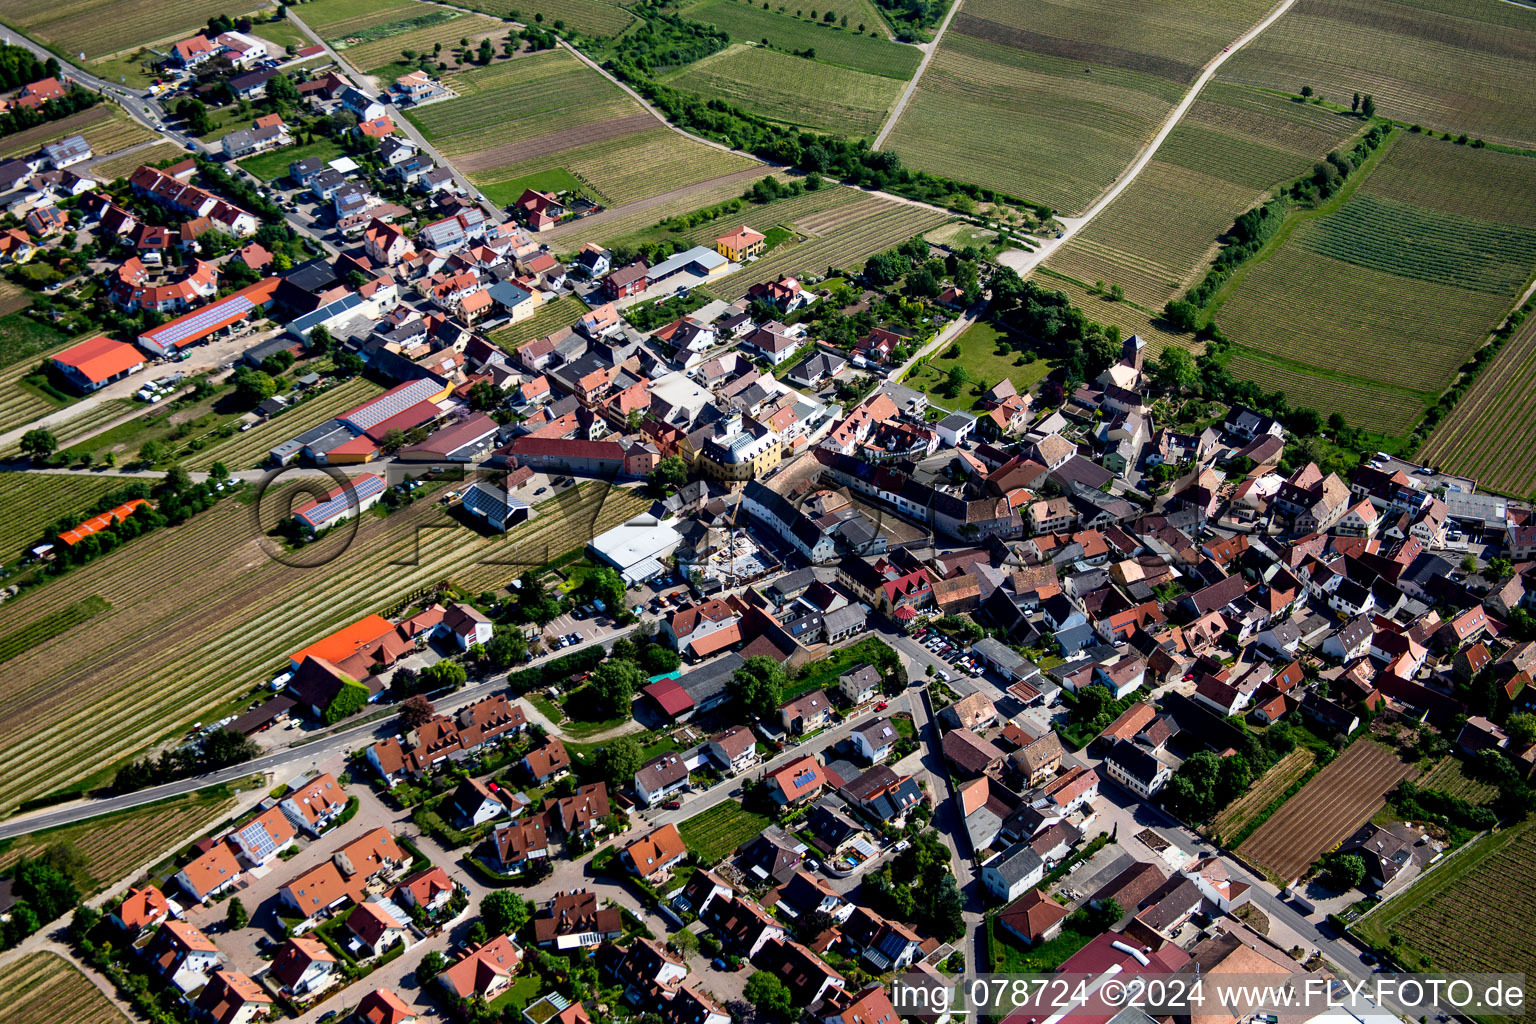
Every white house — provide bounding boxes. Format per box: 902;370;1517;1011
634;752;690;807
227;807;297;868
175;844;241;903
1102;739;1172;797
706;726;759;776
850;717;897;764
935;413;976;448
439;603;493;649
981;842;1045;904
280;773;348;836
271;937;340;998
148;922;224;993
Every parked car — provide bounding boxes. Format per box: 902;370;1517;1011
663;799;681;809
875;701;888;711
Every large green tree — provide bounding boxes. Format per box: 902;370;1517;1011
731;656;786;719
589;658;644;715
596;734;644;788
481;891;530;935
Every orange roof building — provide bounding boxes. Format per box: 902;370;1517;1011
622;823;687;880
58;499;151;546
288;614;399;671
50;335;145;391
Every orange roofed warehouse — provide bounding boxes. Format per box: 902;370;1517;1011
137;278;280;357
289;614;406;673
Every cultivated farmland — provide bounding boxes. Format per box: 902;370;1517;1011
886;0;1275;213
677;802;773;865
1207;747;1316;842
1419;314;1536;497
1216;0;1536;150
0;784;238;891
1354;818;1536;988
1415;756;1501;806
407;49;754;206
90;141;185;184
1239;740;1416;884
597;184;863;254
546;169;793;250
1043;84;1363;311
711;193;948;301
292;0;424;38
0;481;647;811
0;473;128;561
0;953;126;1024
1218;133;1536;434
1;0;245;60
0;103;155;163
489;295;591;350
682;0;921;78
339;12;507;74
0;597;112;665
456;0;639;38
178;377;385;472
665;44;904;136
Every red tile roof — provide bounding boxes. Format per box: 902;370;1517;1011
51;335;142;383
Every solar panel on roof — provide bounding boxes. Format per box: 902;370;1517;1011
299;475;386;526
343;378;439;431
148;295;254;348
239;821;278;860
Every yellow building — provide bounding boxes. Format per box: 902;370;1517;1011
714;225;766;263
694;413;781;486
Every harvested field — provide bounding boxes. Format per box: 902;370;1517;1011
1217;0;1536;150
488;295;590;350
454;113;657;174
0;784;236;891
0;953;126;1024
90;141;185;183
0;280;28;319
1239;740;1416;883
1219;134;1536;434
0;104;155;163
1416;756;1502;805
0;481;647;810
665;44;904;136
1419;313;1536;497
3;0;246;60
341;12;507;73
712;193;947;301
0;473;128;562
1353;818;1536;991
682;0;921;78
887;0;1275;213
456;0;639;38
1208;748;1316;841
179;377;386;472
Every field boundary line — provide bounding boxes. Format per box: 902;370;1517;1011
872;0;963;149
994;0;1297;276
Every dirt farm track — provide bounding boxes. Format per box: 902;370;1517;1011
1239;740;1417;883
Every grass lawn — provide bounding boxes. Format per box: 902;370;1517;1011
486;973;542;1013
240;138;345;181
480;168;590;208
781;636;897;702
904;320;1057;411
990;918;1094;972
678;802;773;865
546;684;634;739
0;313;69;371
251;18;313;51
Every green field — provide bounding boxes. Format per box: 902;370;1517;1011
905;320;1056;411
591;183;861;254
1217;0;1536;151
1353;818;1536;999
1217;132;1536;435
887;0;1277;213
0;481;649;811
292;0;424;37
340;12;507;74
488;295;591;350
0;474;132;562
677;801;773;865
0;954;127;1024
454;0;640;38
0;0;256;60
1043;84;1364;311
665;44;904;136
1419;312;1536;497
711;191;948;301
0;103;156;163
0;596;112;665
239;138;346;181
682;0;921;78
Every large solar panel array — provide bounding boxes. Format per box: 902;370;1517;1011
297;473;387;527
145;294;254;349
341;378;439;432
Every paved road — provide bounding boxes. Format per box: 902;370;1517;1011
995;0;1298;276
871;0;963;150
284;9;504;224
0;625;635;839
